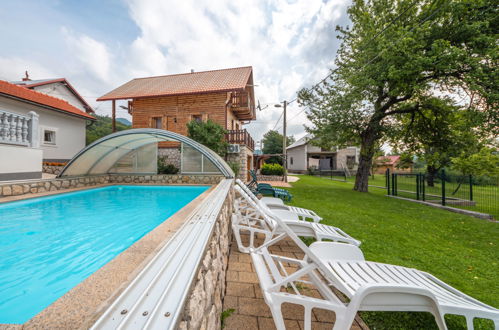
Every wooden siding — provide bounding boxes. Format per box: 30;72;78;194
132;92;242;134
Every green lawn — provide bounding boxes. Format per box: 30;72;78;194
285;175;498;329
315;173;499;219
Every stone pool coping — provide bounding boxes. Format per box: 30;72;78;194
0;183;217;329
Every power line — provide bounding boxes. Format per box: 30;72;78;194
283;0;445;126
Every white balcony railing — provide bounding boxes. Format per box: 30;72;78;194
0;110;39;148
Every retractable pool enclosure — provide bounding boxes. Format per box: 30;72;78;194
58;129;234;178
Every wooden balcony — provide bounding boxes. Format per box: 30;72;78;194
230;91;255;120
225;129;255;151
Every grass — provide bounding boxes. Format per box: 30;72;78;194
314;173;498;219
285;175;498;329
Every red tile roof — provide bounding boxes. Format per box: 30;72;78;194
0;80;95;120
13;78;95;113
97;66;253;101
376;155;400;165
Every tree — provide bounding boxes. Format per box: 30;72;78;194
451;147;499;177
86;115;131;145
187;119;228;156
389;97;485;186
261;130;295;164
299;0;498;192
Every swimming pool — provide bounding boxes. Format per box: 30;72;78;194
0;185;209;324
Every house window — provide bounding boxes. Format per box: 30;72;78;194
346;155;356;169
152;117;162;129
290;157;294;165
192;114;202;122
43;130;56;144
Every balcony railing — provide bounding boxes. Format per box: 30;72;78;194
225;129;255;151
0;110;39;147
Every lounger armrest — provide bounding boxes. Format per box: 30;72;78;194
310;241;365;261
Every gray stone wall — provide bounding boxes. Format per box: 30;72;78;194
158;147;181;169
178;187;233;329
42;165;65;175
0;174;225;198
257;174;284;182
227;145;251;182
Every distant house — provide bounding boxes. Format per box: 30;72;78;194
286;134;359;175
375;155;412;174
97;66;257;181
11;73;94;114
0;80;95;180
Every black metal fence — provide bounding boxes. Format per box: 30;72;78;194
387;169;498;219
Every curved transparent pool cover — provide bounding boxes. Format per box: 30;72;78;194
59;128;234;177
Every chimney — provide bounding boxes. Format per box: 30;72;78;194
191;69;194;73
22;70;31;81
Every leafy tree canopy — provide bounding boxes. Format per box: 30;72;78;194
262;130;295;164
187;119;228;156
298;0;498;192
389;96;488;182
86;115;130;145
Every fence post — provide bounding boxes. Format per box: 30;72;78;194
416;174;420;200
386;168;391;195
422;174;426;201
441;170;446;206
392;173;397;196
469;174;473;201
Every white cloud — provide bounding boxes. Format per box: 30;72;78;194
0;57;56;81
124;0;350;142
62;27;112;83
0;0;351;142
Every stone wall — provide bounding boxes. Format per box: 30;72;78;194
257;174;284;182
227;145;252;182
42;165;65;175
158;147;181;169
178;186;233;329
0;174;225;198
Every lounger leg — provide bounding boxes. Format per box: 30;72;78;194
431;312;448;330
332;310;356;330
269;303;286;330
465;317;474;330
303;307;312;330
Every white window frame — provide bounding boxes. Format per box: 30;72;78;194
41;126;58;146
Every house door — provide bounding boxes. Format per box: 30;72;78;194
246;155;252;182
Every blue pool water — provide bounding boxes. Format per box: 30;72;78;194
0;185;208;324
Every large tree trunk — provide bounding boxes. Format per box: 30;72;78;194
427;165;438;187
354;128;377;192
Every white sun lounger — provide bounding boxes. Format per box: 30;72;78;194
249;210;499;329
236;179;322;222
233;185;360;253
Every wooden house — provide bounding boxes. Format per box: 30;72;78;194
97;66;256;180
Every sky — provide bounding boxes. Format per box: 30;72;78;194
0;0;351;146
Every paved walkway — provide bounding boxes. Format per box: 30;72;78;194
223;235;369;329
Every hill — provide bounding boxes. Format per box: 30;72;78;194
86;115;131;145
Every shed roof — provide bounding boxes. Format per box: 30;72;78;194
0;80;95;120
376;155;400;165
97;66;253;101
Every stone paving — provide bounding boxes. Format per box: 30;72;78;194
222;235;369;330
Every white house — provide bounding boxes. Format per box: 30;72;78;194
0;80;95;180
12;73;94;114
287;134;359;174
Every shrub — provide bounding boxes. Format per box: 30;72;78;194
228;161;240;177
157;158;179;174
261;163;284;176
187;119;228;156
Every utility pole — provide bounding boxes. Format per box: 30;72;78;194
275;101;288;182
282;100;287;182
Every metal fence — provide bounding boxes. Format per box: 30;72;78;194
387;169;498;219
